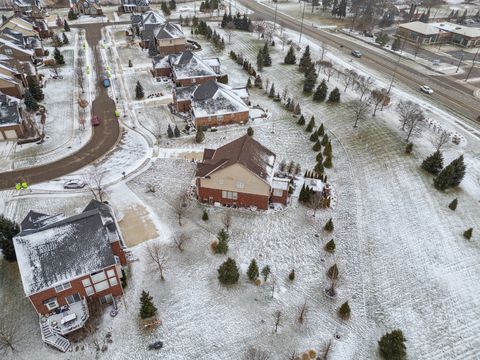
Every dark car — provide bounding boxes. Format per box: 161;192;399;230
148;341;163;350
351;50;362;58
91;116;100;126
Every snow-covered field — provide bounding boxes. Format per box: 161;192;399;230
0;15;480;360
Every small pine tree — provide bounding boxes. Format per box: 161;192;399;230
294;103;301;115
305;116;315;132
309;130;318;142
324;156;333;168
135;81;144;99
323;141;332;157
288;269;295;281
24;89;39;112
63;20;70;32
217;257;240;285
256;51;264;71
299;45;312;73
174;125;181;137
303;64;317;93
128;59;133;67
262;42;272;66
202;209;209;221
167;124;174;138
316;152;324;163
195;126;205;143
297;115;305;125
405;142;413;154
313;79;328;102
328;87;340;103
247;259;259;281
317;123;325;137
450;155;466;187
215;229;229;254
68;8;78;20
313;140;322;152
139;290;157;319
246;78;252;88
448;198;458;211
325;239;336;253
254;75;263;89
261;265;270;282
327;264;339;280
62;32;69;45
324;218;334;232
53;47;65;65
247;127;254;136
314;160;324;174
284;45;296;64
421;151;443;175
321;134;329;146
463;228;473;239
378;330;407;360
0;215;20;262
28;76;44;101
269;83;275;98
338;301;351;320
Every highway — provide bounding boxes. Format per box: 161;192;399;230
239;0;480;126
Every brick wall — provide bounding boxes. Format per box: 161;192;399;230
194;111;249;128
174;98;191;113
153;67;171;77
0;85;23;99
270;189;288;205
110;240;127;266
159;44;186;56
197;186;269;210
29;264;123;315
176;75;216;87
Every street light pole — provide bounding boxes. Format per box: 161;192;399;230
299;2;306;43
465;47;479;81
387;40;406;94
456;52;464;73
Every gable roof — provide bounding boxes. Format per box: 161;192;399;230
196;135;276;183
142;10;166;26
0;37;34;56
14;201;121;296
0;92;21;126
155;22;184;40
172;51;217;80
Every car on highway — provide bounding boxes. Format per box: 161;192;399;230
91;116;100;126
420;85;434;94
63;179;85;189
351;50;362;58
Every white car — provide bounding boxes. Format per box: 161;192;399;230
63;179;85;189
420;85;434;94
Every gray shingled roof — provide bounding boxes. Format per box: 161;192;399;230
0;93;21;126
192;80;219;101
14;200;120;295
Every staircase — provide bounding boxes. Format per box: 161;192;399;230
40;321;71;352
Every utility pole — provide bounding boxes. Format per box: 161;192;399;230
456;51;464;73
387;40;406;94
299;1;306;43
465;47;479;81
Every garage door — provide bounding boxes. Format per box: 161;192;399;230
4;130;17;140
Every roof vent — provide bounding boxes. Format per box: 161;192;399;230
455;27;462;30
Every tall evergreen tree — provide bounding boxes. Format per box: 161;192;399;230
327;263;339;279
139;290;157;319
328;87;341;102
135;81;144;99
323;141;332;157
378;330;407;360
256;51;264;71
305;116;315;132
261;265;270;282
62;32;69;45
317;123;325;137
297;114;305;125
254;75;263;88
0;215;20;262
338;301;351;320
337;0;347;18
299;45;312;73
215;229;229;254
54;47;65;65
63;20;70;32
247;259;259;281
313;140;322;152
313;79;328;101
325;239;335;253
324;218;334;232
269;83;275;98
303;63;318;93
246;78;252;88
434;155;466;190
167;124;174;138
309;130;318;142
421;151;443;175
284;45;296;64
262;42;272;67
314;159;324;173
195;126;205;143
448;198;458;211
324;155;333;168
321;134;329;146
174;125;181;137
24;89;39;112
28;76;44;101
218;257;240;285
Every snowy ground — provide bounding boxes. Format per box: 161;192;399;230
0;15;480;360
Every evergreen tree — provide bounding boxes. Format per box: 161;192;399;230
128;59;133;67
318;123;325;137
314;160;324;174
135;81;144;99
63;20;70;32
405;142;413;154
294;103;301;115
202;209;209;221
337;0;347;18
62;32;69;45
262;42;272;66
174;125;181;137
288;269;295;281
421;151;443;175
24;89;39;112
215;229;229;254
305;116;315;132
313;79;328;102
0;215;20;262
463;228;473;239
28;76;44;101
167;124;174;138
309;130;318;142
195;126;205;143
254;75;263;88
246;78;252;88
247;259;259;281
338;301;351;320
303;63;317;93
434;155;466;190
256;50;264;71
297;114;305;125
247;127;254;136
324;155;333;168
54;47;65;65
284;45;296;64
378;330;407;360
321;134;329;146
448;198;458;211
313;140;322;152
325;239;335;253
269;83;275;98
139;290;157;319
68;9;78;20
327;263;339;280
299;45;312;73
316;152;324;163
328;87;341;102
323;141;332;157
218;258;240;285
324;218;334;232
261;265;271;282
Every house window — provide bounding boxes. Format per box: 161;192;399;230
99;294;113;304
106;269;116;278
109;277;118;287
4;49;12;55
273;189;283;197
236;181;244;189
85;286;94;296
43;297;59;311
65;293;81;305
222;191;238;200
219;179;224;185
82;278;91;287
94;280;110;293
169;40;172;44
91;271;106;283
54;282;72;292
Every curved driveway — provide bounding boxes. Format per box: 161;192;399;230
0;23;120;190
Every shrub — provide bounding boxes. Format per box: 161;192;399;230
247;259;259;281
217;258;240;285
405;142;413;154
378;330;407;360
448;198;457;211
215;229;229;254
324;218;334;232
210;240;218;252
288;269;295;281
325;239;335;253
247;127;254;136
254;278;262;286
338;301;351;320
463;228;473;239
202;209;209;221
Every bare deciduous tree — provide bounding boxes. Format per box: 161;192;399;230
246;347;271;360
224;21;236;44
321;61;336;82
0;314;20;355
371;88;387;117
173;232;190;252
221;210;233;232
396;100;425;141
309;191;323;217
320;42;327;60
297;300;308;325
173;193;189;226
272;310;282;334
431;129;451;151
321;339;333;360
355;75;375;101
84;163;106;202
145;241;168;280
341;69;358;92
349;99;371;128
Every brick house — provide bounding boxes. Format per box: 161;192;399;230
0;93;25;140
0;37;35;63
120;0;150;13
0;72;25;98
13;200;128;352
131;10;166;46
0;18;45;57
13;0;46;19
153;22;186;55
71;0;104;17
196;135;290;210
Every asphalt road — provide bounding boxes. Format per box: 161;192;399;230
0;23;120;190
240;0;480;125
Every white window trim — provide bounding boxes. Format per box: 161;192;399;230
44;298;59;311
54;282;72;292
85;286;94;296
94;280;110;293
236;181;244;189
273;189;283;197
109;277;118;287
82;278;92;287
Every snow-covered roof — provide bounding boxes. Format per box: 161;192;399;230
174;84;195;101
399;21;480;38
172;51;217;80
191;80;249;118
152;54;170;69
122;0;149;6
203;57;221;70
0;37;34;56
196;134;276;183
13;0;41;8
304;178;324;193
0;16;36;33
0;93;21;126
398;21;439;35
142;10;166;26
155;22;184;40
14;200;122;296
272;177;289;191
230;87;249;100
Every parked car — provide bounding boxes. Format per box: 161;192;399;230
420;85;434;94
351;50;362;58
91;116;100;126
63;179;85;189
103;76;111;88
148;341;163;350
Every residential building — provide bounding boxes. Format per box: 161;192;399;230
196;135;290;209
0;17;45;56
13;200;128;352
396;21;480;47
0;71;25;98
70;0;104;17
0;93;25;140
120;0;150;13
0;37;35;63
12;0;46;19
131;10;166;45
